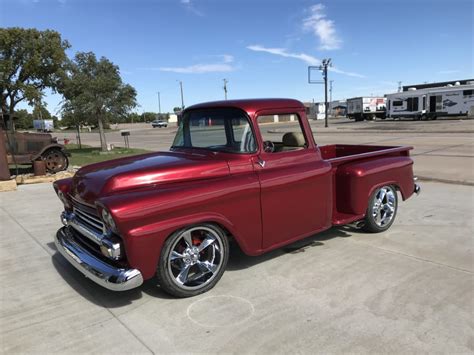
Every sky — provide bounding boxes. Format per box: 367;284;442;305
1;0;473;115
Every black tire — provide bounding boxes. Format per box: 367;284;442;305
42;149;69;173
363;185;398;233
156;223;229;297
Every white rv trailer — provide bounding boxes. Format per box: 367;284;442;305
346;97;386;121
386;83;474;120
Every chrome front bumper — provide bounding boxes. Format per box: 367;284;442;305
55;227;143;291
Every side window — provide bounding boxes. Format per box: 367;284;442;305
257;113;308;153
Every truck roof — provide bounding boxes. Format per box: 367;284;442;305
185;98;305;114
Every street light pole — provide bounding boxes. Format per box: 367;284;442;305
178;81;185;110
157;92;161;114
308;58;331;128
329;80;333;102
320;58;332;128
223;79;228;100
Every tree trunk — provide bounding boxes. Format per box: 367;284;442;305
97;113;107;152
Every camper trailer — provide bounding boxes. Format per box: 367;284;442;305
386;83;474;120
346;97;386;121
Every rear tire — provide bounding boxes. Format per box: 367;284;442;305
156;223;229;297
363;185;398;233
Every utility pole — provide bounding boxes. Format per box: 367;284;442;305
178;81;185;110
157;92;161;114
398;81;402;93
308;58;331;128
223;79;228;100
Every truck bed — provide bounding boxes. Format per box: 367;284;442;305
319;144;412;166
319;144;415;226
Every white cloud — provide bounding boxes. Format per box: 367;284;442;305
329;67;365;78
180;0;203;16
247;45;365;78
303;4;342;50
247;45;320;65
156;55;236;74
221;54;234;63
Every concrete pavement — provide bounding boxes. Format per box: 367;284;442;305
1;182;473;353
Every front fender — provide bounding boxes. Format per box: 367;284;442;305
32;143;68;161
98;174;262;280
121;212;249;280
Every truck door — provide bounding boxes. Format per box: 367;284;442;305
254;110;332;250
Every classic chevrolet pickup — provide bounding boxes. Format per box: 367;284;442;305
53;99;420;297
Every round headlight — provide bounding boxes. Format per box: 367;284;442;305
57;190;71;209
101;208;117;233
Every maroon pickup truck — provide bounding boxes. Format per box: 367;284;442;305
53;99;420;297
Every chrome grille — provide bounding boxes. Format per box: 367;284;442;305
70;196;104;236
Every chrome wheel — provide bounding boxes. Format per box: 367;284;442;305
371;186;397;227
167;226;224;291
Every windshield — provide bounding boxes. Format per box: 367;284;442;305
171;108;256;153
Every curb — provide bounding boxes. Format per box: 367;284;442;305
417;176;474;187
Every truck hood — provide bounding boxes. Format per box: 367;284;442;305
71;151;229;203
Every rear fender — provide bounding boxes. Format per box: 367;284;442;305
335;156;414;216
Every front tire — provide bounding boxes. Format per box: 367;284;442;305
42;149;69;173
156;224;229;297
363;185;398;233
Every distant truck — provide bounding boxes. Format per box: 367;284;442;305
386;83;474;120
347;97;386;121
33;119;54;132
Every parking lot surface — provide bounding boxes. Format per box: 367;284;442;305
61;117;474;185
1;181;473;354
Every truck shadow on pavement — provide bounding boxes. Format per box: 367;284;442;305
48;226;354;307
49;244;176;309
226;227;352;271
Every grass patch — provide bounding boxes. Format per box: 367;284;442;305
66;144;152;166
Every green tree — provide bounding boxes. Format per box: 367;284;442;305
12;109;33;129
61;52;137;151
0;28;70;119
32;105;52;120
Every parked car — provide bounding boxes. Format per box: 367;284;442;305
53;98;420;297
3;130;69;173
151;120;168;128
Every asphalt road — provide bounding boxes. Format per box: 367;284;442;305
60;117;474;184
1;181;473;353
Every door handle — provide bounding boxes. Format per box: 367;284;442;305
257;159;265;168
